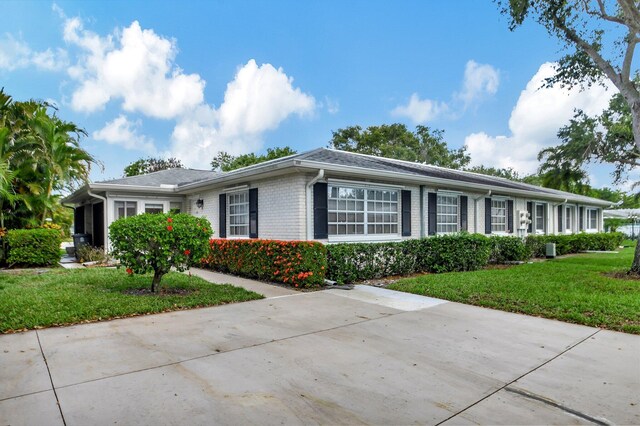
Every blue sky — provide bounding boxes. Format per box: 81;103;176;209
0;1;619;187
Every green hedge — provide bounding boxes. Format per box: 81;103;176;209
490;236;531;263
525;232;625;257
6;229;62;267
326;234;492;284
203;239;327;288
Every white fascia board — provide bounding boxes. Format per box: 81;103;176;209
295;160;612;207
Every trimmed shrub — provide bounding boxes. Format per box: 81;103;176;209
6;229;62;267
422;234;492;273
326;234;493;284
326;241;418;284
490;236;531;263
203;239;327;288
525;232;625;258
109;213;212;292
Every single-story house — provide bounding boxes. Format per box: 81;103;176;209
62;148;612;251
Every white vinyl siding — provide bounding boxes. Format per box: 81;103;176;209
228;191;249;237
491;199;507;233
328;185;398;236
115;201;136;220
437;194;458;234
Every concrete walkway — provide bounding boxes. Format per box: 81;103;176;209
189;267;297;298
1;283;639;425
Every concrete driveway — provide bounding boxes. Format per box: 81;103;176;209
1;284;638;425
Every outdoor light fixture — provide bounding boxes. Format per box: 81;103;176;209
196;199;204;209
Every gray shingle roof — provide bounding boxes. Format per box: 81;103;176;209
97;168;218;187
294;149;609;204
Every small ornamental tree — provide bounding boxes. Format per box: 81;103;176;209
109;213;212;292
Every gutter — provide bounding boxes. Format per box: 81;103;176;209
473;190;491;234
87;190;108;254
306;169;325;240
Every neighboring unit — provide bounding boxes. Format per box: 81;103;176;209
62;148;611;251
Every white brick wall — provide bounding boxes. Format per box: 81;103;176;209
190;173;307;240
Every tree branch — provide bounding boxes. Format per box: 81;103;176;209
594;0;627;25
622;29;638;81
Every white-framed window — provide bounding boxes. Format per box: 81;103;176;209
491;199;507;233
144;203;164;214
228;191;249;237
586;208;598;231
169;201;182;213
437;194;458;234
534;202;546;234
114;201;136;220
327;185;398;236
565;206;573;232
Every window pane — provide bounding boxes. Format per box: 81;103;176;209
169;202;182;213
145;203;164;214
491;199;507;233
436;195;458;234
229;191;249;236
328;185;397;236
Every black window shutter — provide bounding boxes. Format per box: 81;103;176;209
218;194;226;238
579;206;584;231
484;198;492;234
526;201;533;233
74;207;85;234
313;182;328;239
558;205;563;233
542;203;547;233
507;200;514;233
401;190;411;237
427;192;437;236
459;196;468;231
249;188;258;238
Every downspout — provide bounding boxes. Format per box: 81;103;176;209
419;186;425;238
473;190;491;234
87;190;108;253
305;169;325;240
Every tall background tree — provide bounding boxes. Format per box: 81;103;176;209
210;146;297;171
329;124;471;169
499;0;640;273
123;157;184;177
0;88;96;231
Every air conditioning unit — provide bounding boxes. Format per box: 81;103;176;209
545;243;556;259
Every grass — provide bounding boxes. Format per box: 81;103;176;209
0;268;263;333
388;241;640;334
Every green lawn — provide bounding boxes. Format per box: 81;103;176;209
0;268;263;333
389;242;640;334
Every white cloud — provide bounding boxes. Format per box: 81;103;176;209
63;18;205;118
456;60;500;107
391;93;448;124
93;115;156;154
171;59;316;168
323;96;340;114
391;60;499;124
465;62;613;175
0;34;68;71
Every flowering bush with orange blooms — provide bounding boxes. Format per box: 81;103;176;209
110;213;212;292
203;239;327;288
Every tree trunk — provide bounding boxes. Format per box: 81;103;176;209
630;99;640;154
630;240;640;275
151;269;166;293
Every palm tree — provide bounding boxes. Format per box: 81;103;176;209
27;107;97;224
